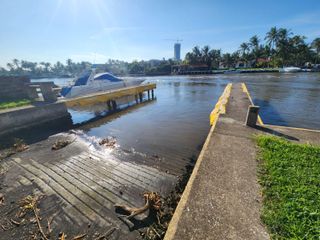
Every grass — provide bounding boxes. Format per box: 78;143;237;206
0;99;31;110
256;135;320;239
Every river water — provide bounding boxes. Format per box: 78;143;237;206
30;73;320;173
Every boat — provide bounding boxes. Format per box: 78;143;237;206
279;67;302;73
60;68;145;98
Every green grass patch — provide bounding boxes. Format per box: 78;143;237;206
0;99;31;110
257;135;320;239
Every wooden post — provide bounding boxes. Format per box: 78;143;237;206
147;90;150;100
151;89;154;99
135;95;139;104
107;100;112;111
139;93;143;103
112;100;117;110
245;105;260;127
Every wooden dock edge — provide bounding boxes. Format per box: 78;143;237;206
63;83;156;107
241;83;264;125
164;83;233;240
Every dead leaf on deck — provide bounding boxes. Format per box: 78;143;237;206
59;232;66;240
52;139;71;150
0;193;4;205
99;137;116;148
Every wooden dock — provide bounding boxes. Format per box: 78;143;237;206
62;83;156;108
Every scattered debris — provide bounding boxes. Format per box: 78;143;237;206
115;192;161;229
0;139;29;161
10;218;21;226
141;164;194;240
18;195;48;240
0;193;4;205
115;192;161;219
99;137;117;148
52;138;75;150
72;233;87;240
59;232;66;240
93;227;117;240
13;139;29;152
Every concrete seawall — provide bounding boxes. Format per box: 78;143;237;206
0;103;70;136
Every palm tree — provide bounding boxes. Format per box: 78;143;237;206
7;63;14;72
311;38;320;63
12;59;20;69
209;49;221;69
278;28;292;42
249;35;260;62
202;45;211;67
265;27;278;51
239;42;249;56
192;46;202;63
249;35;260;50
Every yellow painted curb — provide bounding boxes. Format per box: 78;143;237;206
209;83;232;125
241;83;264;125
164;83;233;240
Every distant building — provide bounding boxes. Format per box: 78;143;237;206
174;43;181;61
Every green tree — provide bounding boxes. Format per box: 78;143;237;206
311;38;320;63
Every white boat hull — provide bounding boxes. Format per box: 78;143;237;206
64;79;144;98
279;67;301;73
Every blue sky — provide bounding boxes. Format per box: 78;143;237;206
1;0;320;67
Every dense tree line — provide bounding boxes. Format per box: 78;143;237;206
0;59;91;78
184;27;320;68
0;58;175;77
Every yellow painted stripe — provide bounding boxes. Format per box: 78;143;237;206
62;83;156;108
164;83;233;240
241;83;264;125
209;83;232;125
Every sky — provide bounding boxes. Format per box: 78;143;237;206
1;0;320;67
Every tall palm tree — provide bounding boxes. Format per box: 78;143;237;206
249;35;260;61
12;59;20;71
265;27;278;50
192;46;202;63
311;38;320;56
202;45;211;67
7;63;14;71
239;42;249;57
278;28;292;42
249;35;260;50
311;38;320;64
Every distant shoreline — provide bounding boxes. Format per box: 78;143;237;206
2;68;320;80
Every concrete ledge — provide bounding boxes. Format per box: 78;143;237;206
165;83;233;240
0;103;70;136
